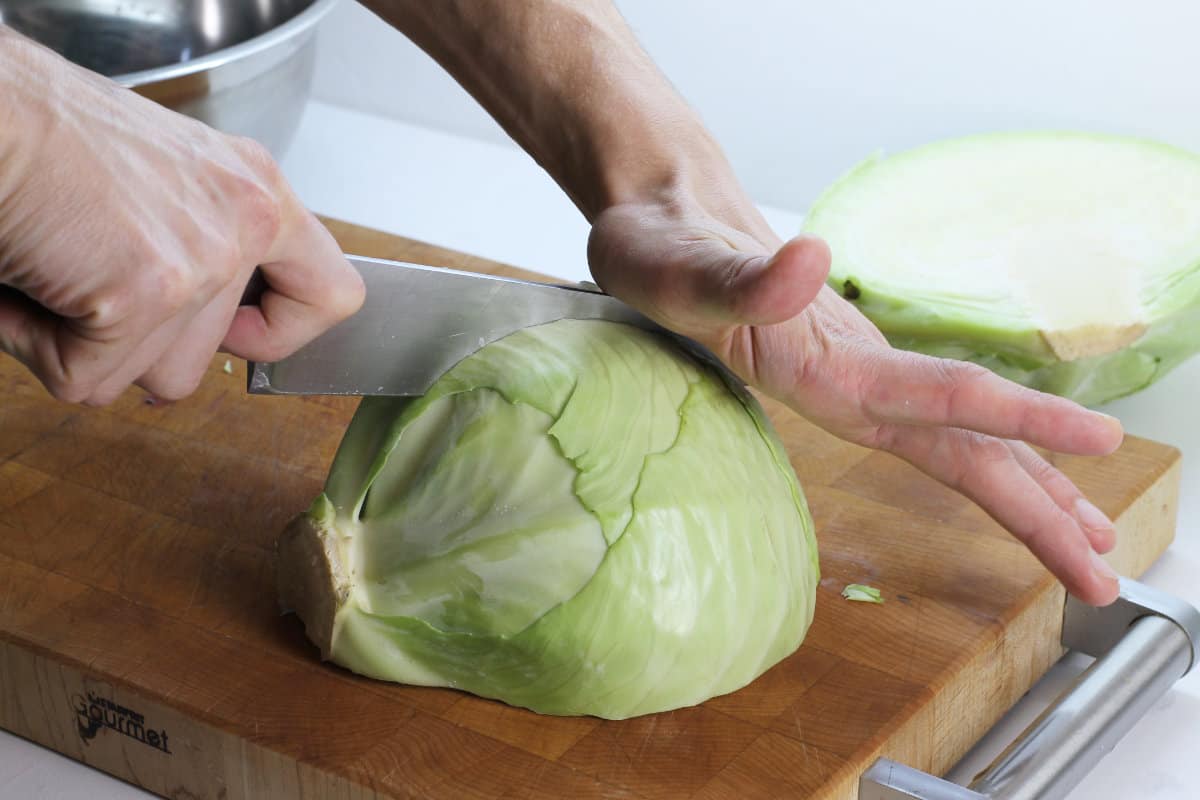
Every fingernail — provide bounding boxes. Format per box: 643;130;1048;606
1090;548;1119;582
1074;497;1114;532
1096;411;1124;434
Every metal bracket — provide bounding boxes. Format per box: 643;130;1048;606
860;578;1199;800
1062;577;1200;667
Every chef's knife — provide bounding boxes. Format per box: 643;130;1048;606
244;255;739;396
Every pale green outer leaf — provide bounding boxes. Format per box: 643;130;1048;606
305;319;818;718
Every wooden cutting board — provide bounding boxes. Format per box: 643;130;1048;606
0;219;1179;799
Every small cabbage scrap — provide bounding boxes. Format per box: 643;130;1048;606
803;132;1200;406
277;319;819;719
842;584;884;604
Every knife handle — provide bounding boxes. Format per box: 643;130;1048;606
239;267;268;307
859;577;1200;800
238;268;270;394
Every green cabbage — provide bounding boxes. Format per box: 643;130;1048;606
277;319;818;719
802;131;1200;406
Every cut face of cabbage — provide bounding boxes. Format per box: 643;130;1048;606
277;319;818;719
803;132;1200;405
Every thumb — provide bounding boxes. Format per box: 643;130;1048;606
589;208;832;337
717;235;832;327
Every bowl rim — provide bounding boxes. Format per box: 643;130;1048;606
110;0;341;87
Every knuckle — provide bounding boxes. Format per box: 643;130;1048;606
936;358;988;420
234;135;279;177
1033;459;1076;498
225;136;286;251
240;181;284;253
222;258;244;291
934;358;988;396
970;433;1014;468
36;345;107;404
1034;506;1079;547
716;251;761;298
82;387;123;408
864;423;898;453
849;348;893;421
211;242;244;288
725;260;776;321
330;267;366;320
1022;451;1060;482
146;369;205;402
945;431;1012;490
939;357;989;382
255;337;292;365
150;262;196;312
46;381;82;404
86;286;134;330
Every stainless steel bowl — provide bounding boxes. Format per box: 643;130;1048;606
0;0;340;157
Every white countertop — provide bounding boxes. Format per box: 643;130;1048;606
3;101;1198;799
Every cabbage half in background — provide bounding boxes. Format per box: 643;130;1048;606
803;132;1200;406
278;319;818;719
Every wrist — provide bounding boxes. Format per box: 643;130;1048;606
0;27;33;215
524;21;727;221
583;111;724;216
589;121;781;249
0;29;55;203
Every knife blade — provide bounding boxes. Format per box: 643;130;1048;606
245;255;739;396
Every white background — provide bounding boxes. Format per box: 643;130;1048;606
312;0;1200;211
4;1;1200;797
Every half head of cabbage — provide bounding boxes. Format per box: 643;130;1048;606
803;131;1200;406
277;319;818;719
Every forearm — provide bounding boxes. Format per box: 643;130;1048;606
364;0;727;221
0;28;92;220
0;27;38;211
